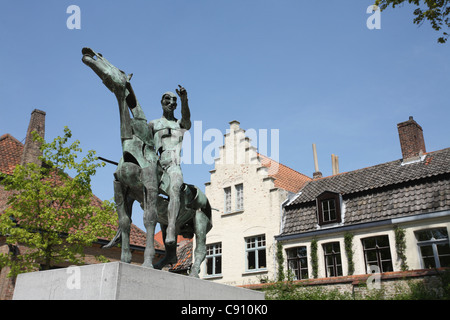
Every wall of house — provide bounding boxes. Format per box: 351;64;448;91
281;216;450;280
202;121;288;286
242;268;449;299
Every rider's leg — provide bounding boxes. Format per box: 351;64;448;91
165;166;183;246
141;164;159;268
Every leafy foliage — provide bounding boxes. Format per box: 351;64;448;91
394;225;409;271
344;232;355;275
0;127;117;276
310;238;318;278
375;0;450;43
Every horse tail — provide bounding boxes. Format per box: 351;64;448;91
102;228;122;249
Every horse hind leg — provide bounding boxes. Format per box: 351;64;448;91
114;180;133;263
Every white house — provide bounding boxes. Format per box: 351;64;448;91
200;120;311;285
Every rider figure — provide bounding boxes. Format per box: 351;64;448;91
150;85;191;246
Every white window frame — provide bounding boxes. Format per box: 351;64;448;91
205;242;222;277
224;187;231;213
245;235;267;272
235;183;244;211
415;228;450;269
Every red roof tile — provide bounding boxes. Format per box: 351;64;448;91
258;153;312;193
154;230;190;250
0;134;24;175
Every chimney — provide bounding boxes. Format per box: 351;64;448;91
312;143;322;179
331;154;339;175
397;116;426;161
21;109;46;166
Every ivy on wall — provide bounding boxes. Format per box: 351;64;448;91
344;232;355;275
394;225;409;271
311;238;318;278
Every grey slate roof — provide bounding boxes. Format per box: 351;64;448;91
281;148;450;236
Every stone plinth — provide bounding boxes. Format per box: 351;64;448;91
12;262;265;300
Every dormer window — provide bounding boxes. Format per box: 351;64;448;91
317;191;341;226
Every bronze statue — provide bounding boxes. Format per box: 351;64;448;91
81;48;211;277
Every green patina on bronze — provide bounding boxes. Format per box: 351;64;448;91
82;48;211;277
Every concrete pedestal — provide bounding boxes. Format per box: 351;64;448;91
12;262;265;300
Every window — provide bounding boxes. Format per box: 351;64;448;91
362;235;393;273
235;184;244;211
224;187;231;213
206;243;222;276
287;246;309;280
323;242;343;277
246;235;266;271
415;228;450;269
317;191;341;226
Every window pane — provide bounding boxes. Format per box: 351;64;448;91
206;257;213;275
333;242;340;253
437;243;450;256
300;257;308;267
301;269;309;280
376;236;390;248
363;238;376;249
288;260;298;271
366;250;377;263
420;245;434;258
321;199;337;222
247;238;255;249
380;248;392;260
423;257;436;269
287;249;296;258
248;251;256;270
235;184;244;210
224;187;231;212
432;228;449;240
416;230;433;241
329;208;336;221
439;255;450;268
337;266;343;276
323;243;333;254
298;247;307;257
381;261;393;272
215;256;222;274
258;249;266;269
322;200;329;212
326;256;334;266
327;266;335;277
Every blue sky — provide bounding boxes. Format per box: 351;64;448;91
1;1;449;231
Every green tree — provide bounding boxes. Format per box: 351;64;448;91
375;0;450;43
0;127;117;276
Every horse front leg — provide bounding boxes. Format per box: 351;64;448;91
141;165;158;268
153;224;178;269
190;211;209;278
114;180;133;263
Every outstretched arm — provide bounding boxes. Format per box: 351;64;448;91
176;85;191;130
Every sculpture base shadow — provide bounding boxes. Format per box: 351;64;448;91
12;262;265;300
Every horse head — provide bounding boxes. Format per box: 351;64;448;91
82;47;130;95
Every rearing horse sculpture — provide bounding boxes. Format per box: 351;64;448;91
81;48;212;277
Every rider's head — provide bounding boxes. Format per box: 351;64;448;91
161;92;177;113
